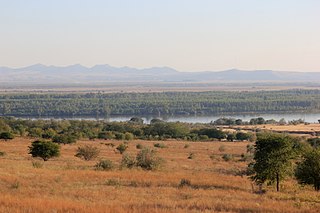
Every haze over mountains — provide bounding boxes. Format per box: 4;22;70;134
1;64;320;84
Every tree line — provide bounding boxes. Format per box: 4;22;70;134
0;117;255;142
0;89;319;117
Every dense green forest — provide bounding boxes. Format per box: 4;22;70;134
0;90;320;117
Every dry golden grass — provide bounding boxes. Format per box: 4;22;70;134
0;138;319;213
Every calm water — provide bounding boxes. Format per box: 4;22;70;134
31;113;320;124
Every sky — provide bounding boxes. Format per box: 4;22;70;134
0;0;319;72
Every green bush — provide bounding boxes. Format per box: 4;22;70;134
98;131;115;140
124;132;134;140
95;159;114;171
53;134;76;144
116;143;128;154
28;140;60;161
0;132;14;141
75;145;100;161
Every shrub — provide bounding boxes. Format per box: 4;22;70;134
124;132;134;140
29;140;60;161
116;143;128;154
105;178;120;186
246;144;255;154
188;152;195;159
32;161;43;168
199;135;209;141
219;145;226;152
75;145;99;161
0;151;6;156
98;131;115;140
154;143;167;148
236;132;251;141
95;159;114;171
121;153;136;169
53;134;76;144
222;154;233;161
240;153;253;162
179;178;192;188
136;143;143;149
184;144;190;149
115;132;125;140
136;148;163;170
0;132;14;141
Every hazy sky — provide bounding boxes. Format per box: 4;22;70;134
1;0;319;72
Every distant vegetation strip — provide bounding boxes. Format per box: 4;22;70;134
0;90;320;117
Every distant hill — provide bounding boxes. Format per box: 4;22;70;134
1;64;320;84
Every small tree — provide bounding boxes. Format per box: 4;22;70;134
251;132;296;192
75;145;99;161
28;140;60;161
0;132;14;141
295;148;320;191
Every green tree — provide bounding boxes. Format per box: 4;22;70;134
251;132;296;192
28;140;60;161
236;132;250;141
295;148;320;191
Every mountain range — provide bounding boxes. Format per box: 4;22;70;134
1;64;320;84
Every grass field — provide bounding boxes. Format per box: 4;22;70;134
1;138;320;213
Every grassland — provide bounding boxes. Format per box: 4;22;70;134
1;138;320;213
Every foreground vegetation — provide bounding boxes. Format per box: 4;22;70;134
1;116;320;212
1;138;320;213
1;89;320;117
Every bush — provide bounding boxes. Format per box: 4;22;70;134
154;143;167;148
136;143;143;149
53;134;76;144
236;132;251;141
116;143;128;154
199;135;209;141
115;132;125;140
222;154;233;161
32;161;43;168
179;178;192;188
219;145;226;152
121;153;136;169
0;132;14;141
0;151;6;156
188;152;195;159
29;140;60;161
75;145;99;161
136;148;163;170
98;131;115;140
95;159;114;171
124;132;134;140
